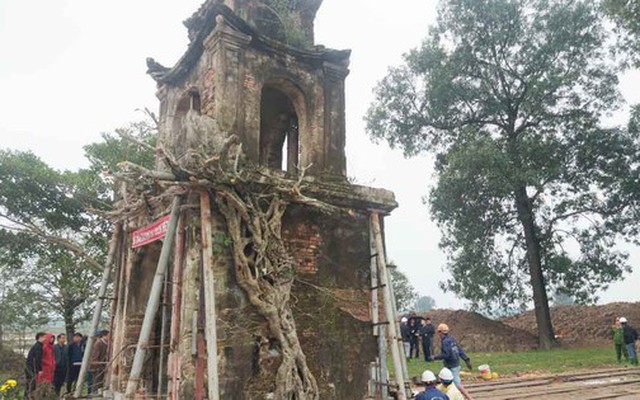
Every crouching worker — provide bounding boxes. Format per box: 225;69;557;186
415;370;449;400
437;368;464;400
429;323;474;400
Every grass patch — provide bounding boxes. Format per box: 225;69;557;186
402;346;622;379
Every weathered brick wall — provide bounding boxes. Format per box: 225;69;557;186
283;206;377;399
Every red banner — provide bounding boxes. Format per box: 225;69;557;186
131;214;171;248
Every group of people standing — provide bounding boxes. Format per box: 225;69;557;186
612;316;638;366
24;329;110;399
400;314;436;361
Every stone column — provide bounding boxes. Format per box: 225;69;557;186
322;62;349;178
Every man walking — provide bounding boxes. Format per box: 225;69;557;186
67;333;84;393
621;317;639;366
25;332;46;399
430;323;474;400
420;318;436;361
53;334;68;395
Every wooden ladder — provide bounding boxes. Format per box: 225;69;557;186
369;212;409;400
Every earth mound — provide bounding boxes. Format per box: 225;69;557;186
501;302;640;347
419;309;539;352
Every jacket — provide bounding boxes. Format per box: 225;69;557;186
90;339;109;372
420;324;436;341
612;327;624;345
437;383;464;400
401;323;412;342
623;325;638;345
39;333;56;383
25;341;43;375
68;342;84;365
54;343;68;371
433;334;470;369
416;386;449;400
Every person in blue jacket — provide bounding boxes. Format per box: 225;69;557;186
429;323;474;400
415;370;449;400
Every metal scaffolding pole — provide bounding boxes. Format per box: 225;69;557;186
124;197;182;397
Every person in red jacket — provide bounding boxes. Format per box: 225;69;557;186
38;333;57;384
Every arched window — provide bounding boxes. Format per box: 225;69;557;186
260;86;299;172
171;90;201;158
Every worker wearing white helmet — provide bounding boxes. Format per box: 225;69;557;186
436;368;464;400
620;317;639;366
414;370;448;400
400;317;412;362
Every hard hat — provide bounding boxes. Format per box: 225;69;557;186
620;317;628;323
401;317;408;323
438;368;454;382
421;370;437;383
437;323;450;333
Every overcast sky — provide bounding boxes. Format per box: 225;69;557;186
1;0;638;309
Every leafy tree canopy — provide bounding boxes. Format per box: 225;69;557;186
602;0;640;65
367;0;640;348
390;268;418;313
0;118;156;336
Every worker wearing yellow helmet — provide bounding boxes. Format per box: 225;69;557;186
429;323;475;400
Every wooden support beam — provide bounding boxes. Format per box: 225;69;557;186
370;212;407;400
168;216;185;400
199;190;221;400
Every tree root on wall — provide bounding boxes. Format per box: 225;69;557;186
112;132;327;399
216;189;319;400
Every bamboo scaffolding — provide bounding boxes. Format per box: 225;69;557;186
370;212;407;400
74;224;122;398
124;197;183;397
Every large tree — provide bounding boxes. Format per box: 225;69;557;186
602;0;640;65
0;119;156;337
366;0;640;349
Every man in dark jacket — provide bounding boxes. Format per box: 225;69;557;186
53;333;68;395
25;332;46;399
621;317;639;366
420;318;436;361
408;318;420;358
430;324;474;400
67;333;84;393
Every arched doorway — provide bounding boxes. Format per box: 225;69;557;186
259;86;299;172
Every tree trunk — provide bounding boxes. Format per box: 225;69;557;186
514;185;557;350
63;303;76;339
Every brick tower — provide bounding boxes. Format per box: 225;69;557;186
106;1;398;399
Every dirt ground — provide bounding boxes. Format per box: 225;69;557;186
420;309;539;352
502;302;640;347
467;367;640;399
